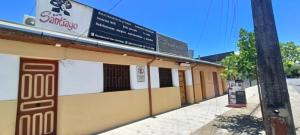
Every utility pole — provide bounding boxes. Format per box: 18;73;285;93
251;0;296;135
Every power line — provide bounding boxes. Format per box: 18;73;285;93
235;0;240;42
107;0;123;13
229;0;237;46
197;0;215;55
223;0;230;48
218;0;224;46
28;1;36;15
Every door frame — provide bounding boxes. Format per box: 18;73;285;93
199;71;206;100
178;70;188;105
15;58;58;135
212;72;220;97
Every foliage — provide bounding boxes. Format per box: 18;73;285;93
280;42;300;78
221;28;300;79
221;28;257;80
220;54;239;80
236;29;257;80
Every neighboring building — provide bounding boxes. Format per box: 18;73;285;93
0;1;227;135
188;49;194;58
157;33;189;57
200;51;234;63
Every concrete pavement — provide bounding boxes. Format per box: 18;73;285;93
97;87;258;135
193;80;300;135
96;79;299;135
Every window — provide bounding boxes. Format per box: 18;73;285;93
104;64;130;92
159;68;173;87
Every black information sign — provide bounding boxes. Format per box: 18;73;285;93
88;9;157;51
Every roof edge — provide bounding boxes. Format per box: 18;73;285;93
0;20;223;67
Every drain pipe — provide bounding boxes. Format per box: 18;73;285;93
191;63;198;103
147;57;156;116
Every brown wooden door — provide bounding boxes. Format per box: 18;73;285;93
178;71;187;105
16;58;58;135
212;72;220;97
199;71;206;100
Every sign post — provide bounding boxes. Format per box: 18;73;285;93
227;80;247;108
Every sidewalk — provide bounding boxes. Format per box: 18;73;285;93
193;83;300;135
97;87;258;135
192;86;263;135
97;84;299;135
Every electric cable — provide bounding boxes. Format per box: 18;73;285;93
229;0;237;47
107;0;123;13
198;0;215;47
28;1;36;15
223;0;230;49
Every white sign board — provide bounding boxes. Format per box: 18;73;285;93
228;80;237;104
228;80;246;105
137;65;145;82
36;0;93;36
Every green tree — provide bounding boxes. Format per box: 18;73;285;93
236;29;257;82
220;54;239;80
221;28;257;84
280;42;300;77
221;28;300;80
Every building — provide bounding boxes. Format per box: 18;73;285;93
0;20;228;135
0;1;227;135
188;50;195;58
200;51;234;63
157;33;189;57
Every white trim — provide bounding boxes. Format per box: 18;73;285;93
185;70;193;86
172;69;179;87
150;66;160;88
0;54;20;100
58;59;103;96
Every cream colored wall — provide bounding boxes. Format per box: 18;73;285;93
58;90;150;135
0;38;226;134
193;70;203;102
0;39;185;135
0;90;150;135
151;60;178;69
186;86;195;104
0;100;17;135
152;87;181;115
193;64;225;100
0;39;150;65
222;79;229;93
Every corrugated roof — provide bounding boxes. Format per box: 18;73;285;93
200;51;234;63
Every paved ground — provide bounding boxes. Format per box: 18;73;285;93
288;79;300;135
192;86;263;135
98;79;300;135
98;88;257;135
194;79;300;135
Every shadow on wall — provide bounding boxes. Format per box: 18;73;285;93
213;115;264;135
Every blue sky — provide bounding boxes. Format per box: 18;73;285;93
0;0;299;57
